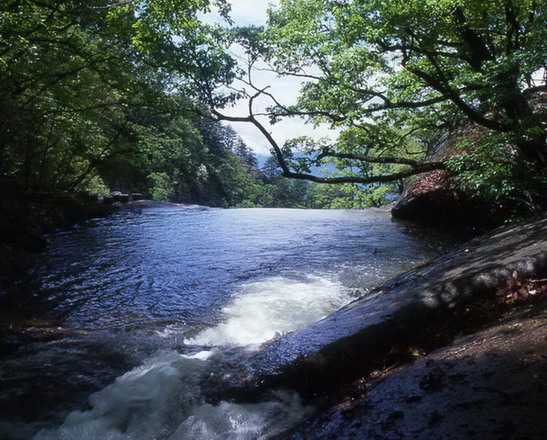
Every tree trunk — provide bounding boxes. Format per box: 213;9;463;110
503;90;547;165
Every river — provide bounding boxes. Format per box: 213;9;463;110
0;204;447;439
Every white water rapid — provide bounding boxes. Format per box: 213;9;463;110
186;275;351;347
33;274;353;440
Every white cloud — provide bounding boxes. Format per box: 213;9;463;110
227;0;275;26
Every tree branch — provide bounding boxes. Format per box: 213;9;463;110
281;161;445;185
407;66;508;131
210;108;447;186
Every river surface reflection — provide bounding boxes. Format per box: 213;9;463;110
0;205;447;439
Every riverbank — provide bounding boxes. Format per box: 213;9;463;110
275;296;547;439
259;215;546;439
0;183;123;289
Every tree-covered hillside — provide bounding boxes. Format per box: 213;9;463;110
0;0;262;207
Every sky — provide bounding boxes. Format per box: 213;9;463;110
201;0;338;156
224;0;273;25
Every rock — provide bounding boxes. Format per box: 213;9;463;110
392;86;547;229
276;299;547;440
206;215;547;401
391;124;488;228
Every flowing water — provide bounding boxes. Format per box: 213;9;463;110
0;205;447;439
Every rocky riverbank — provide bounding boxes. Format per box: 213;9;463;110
275;296;547;439
208;214;547;439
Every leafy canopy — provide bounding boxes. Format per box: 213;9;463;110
217;0;546;207
0;0;235;191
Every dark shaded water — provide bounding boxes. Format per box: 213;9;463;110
0;205;446;439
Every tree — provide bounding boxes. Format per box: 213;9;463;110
0;0;234;192
261;155;283;180
210;0;546;207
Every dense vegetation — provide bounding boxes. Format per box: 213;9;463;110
0;0;252;206
1;0;545;214
212;0;546;214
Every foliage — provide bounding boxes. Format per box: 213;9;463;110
220;0;547;210
0;0;277;208
260;154;394;208
0;0;235;195
446;133;547;212
309;184;396;209
147;172;176;202
3;0;543;213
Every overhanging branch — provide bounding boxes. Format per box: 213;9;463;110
207;60;448;186
210;108;447;186
281;161;445;185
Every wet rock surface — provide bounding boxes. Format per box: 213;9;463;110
275;299;547;440
214;215;547;399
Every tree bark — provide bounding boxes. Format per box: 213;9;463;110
503;90;547;164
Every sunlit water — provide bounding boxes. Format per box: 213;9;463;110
0;205;446;439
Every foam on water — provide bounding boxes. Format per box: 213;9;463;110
35;350;309;440
170;391;310;440
34;351;213;440
33;275;345;440
34;349;309;440
185;275;353;348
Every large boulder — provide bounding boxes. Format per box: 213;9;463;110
391;127;484;227
392;86;547;229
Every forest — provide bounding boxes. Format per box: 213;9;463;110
3;0;543;216
0;0;394;211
